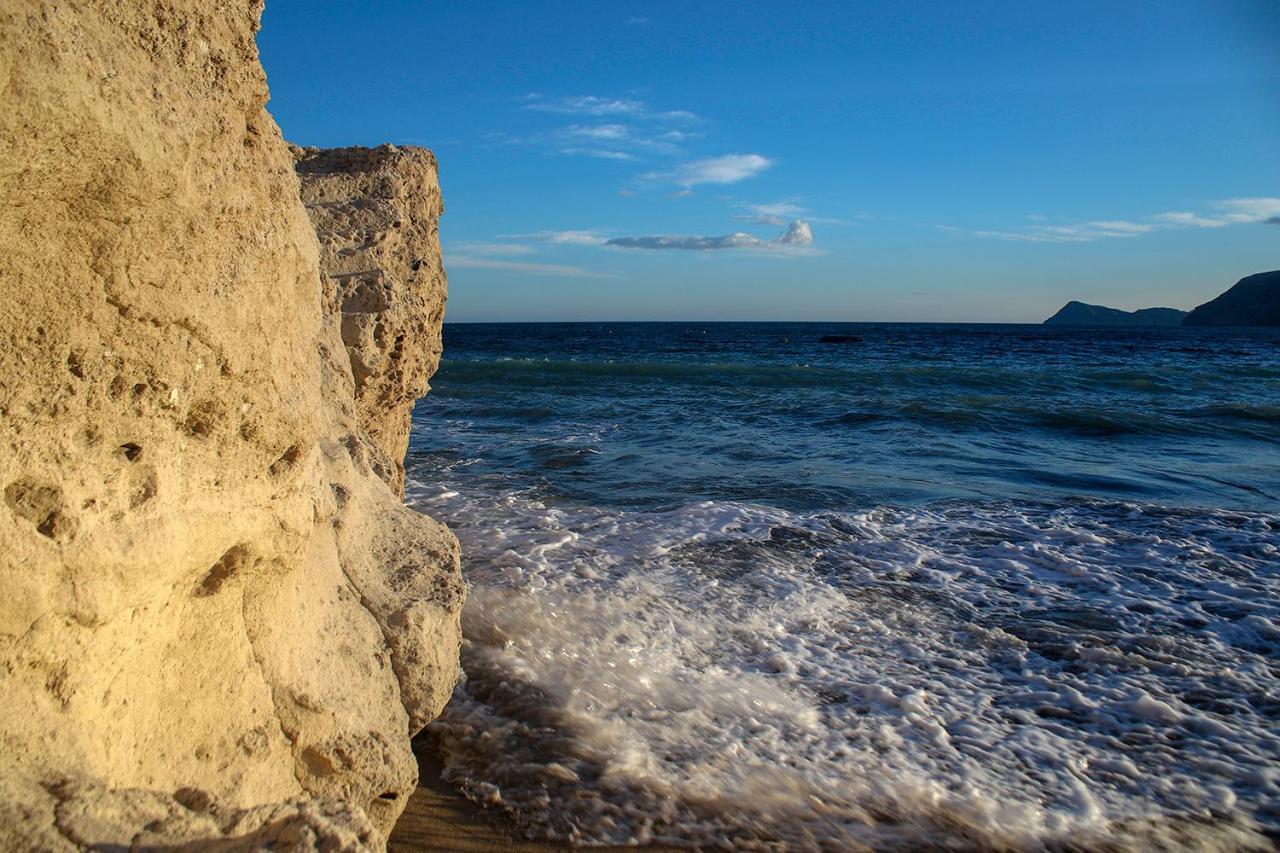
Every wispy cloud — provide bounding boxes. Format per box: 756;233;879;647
946;197;1280;243
606;219;815;253
1154;197;1280;228
446;236;614;277
501;96;702;162
498;229;611;246
538;230;611;246
448;241;537;256
937;222;1153;243
733;199;862;227
521;94;697;123
552;123;691;159
523;95;648;116
558;147;637;160
447;255;615;278
676;154;773;186
626;16;651;25
735;201;808;225
643;154;774;189
1152;212;1229;228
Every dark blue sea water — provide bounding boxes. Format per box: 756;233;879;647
407;323;1280;850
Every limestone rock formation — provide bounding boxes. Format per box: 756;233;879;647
294;145;448;497
1043;301;1187;327
1183;271;1280;326
0;2;461;849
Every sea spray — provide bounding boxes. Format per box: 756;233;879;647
412;482;1278;849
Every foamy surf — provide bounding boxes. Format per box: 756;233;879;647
408;480;1280;850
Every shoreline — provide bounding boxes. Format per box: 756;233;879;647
389;738;682;852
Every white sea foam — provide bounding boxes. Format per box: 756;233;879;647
407;479;1280;850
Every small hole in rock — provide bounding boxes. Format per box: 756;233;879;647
120;443;142;462
36;512;66;539
378;791;398;801
198;545;251;596
5;481;75;541
66;352;85;379
269;444;303;477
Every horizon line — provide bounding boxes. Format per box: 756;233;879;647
437;318;1209;326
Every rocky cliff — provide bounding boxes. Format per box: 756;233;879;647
1183;271;1280;326
294;145;448;497
0;3;461;850
1043;301;1187;327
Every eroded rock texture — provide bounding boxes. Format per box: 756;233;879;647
295;145;448;497
0;2;461;849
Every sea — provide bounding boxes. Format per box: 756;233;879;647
405;322;1280;851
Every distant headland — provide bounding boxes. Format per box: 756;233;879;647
1044;302;1185;327
1045;270;1280;327
1183;271;1280;326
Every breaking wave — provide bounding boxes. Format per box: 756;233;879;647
410;481;1280;850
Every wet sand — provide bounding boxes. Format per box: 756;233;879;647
388;738;682;852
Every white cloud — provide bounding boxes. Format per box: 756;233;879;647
1154;197;1280;227
447;241;536;256
734;201;808;225
522;95;700;124
1153;212;1226;228
543;230;610;246
499;230;612;246
606;219;814;253
553;122;688;159
523;95;648;116
948;196;1280;243
733;199;860;227
1213;197;1280;221
1035;221;1154;241
663;154;774;187
559;147;636;160
778;220;814;246
564;123;629;141
500;104;702;162
446;255;614;278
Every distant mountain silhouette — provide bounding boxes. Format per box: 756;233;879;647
1043;301;1186;327
1183;271;1280;326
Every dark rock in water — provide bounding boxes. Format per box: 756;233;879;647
1183;271;1280;327
819;335;863;343
1043;301;1187;327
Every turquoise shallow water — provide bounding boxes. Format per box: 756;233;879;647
407;323;1280;849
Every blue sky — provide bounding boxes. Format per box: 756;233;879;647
260;1;1279;322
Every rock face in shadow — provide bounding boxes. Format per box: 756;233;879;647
294;145;448;497
1183;271;1280;326
0;3;461;849
1043;301;1187;327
